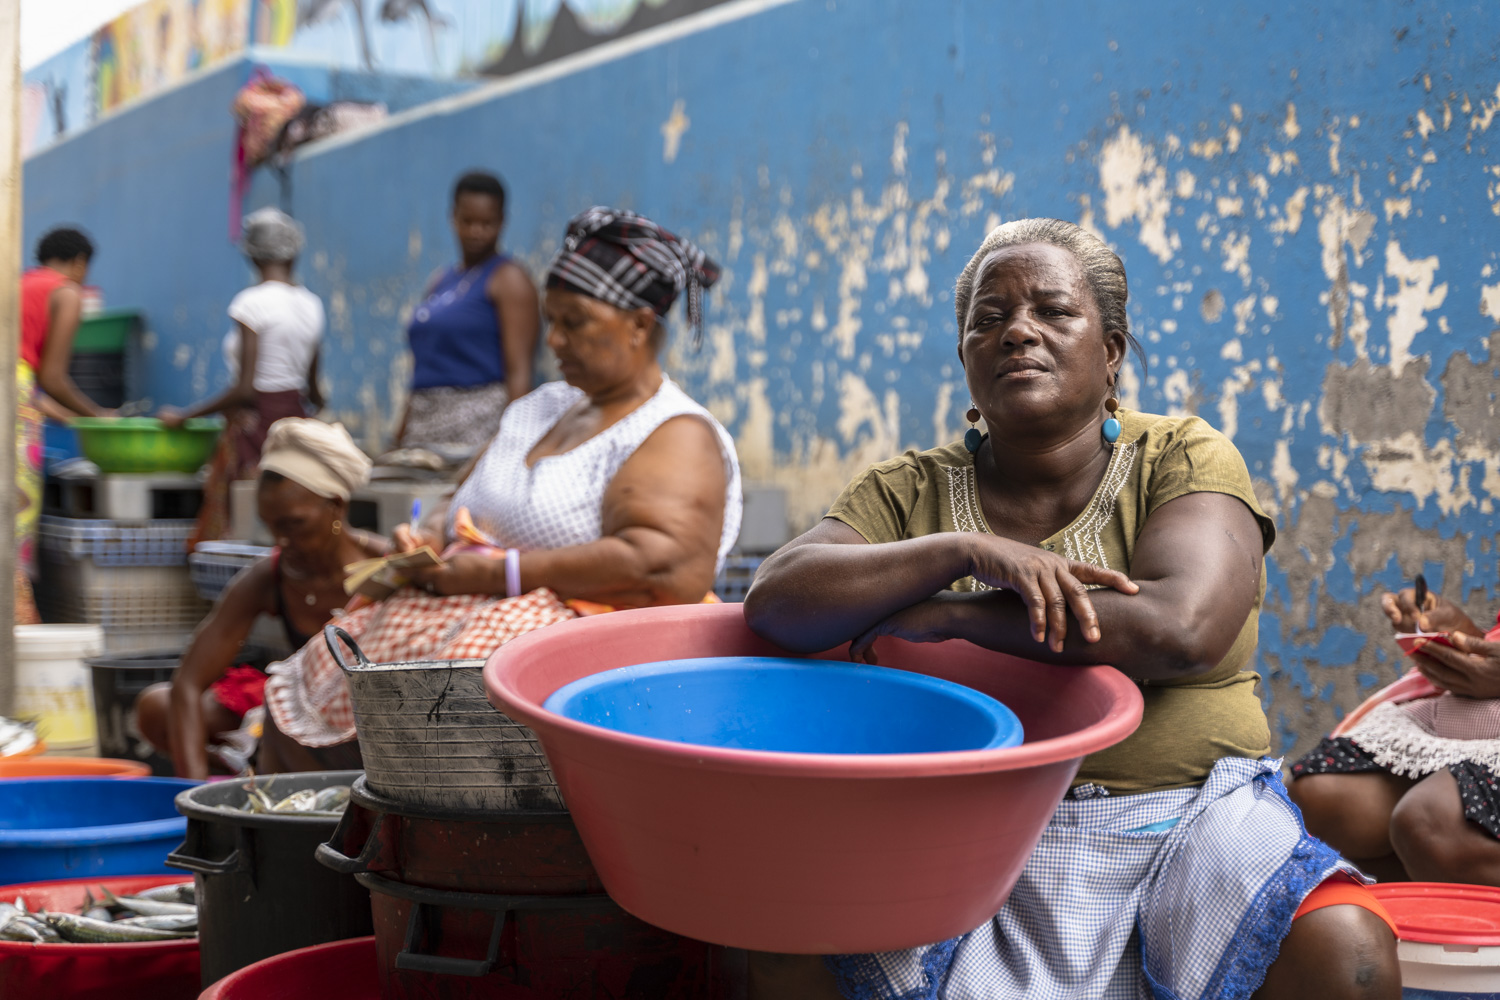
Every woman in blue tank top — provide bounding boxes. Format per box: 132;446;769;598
396;171;539;458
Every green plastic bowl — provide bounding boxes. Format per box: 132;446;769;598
70;418;222;474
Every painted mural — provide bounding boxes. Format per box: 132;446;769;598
94;0;249;113
263;0;729;77
23;0;727;155
23;0;248;155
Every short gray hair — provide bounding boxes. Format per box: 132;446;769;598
241;207;305;263
952;218;1145;374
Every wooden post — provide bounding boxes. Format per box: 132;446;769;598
0;0;20;716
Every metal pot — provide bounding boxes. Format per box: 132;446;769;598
326;626;564;813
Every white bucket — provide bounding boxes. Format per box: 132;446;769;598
1399;938;1500;997
13;624;105;752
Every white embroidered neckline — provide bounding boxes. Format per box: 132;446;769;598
945;440;1138;577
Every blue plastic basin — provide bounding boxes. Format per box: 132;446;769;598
543;656;1024;754
0;777;199;883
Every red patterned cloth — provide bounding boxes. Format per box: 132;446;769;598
209;665;268;718
263;587;578;747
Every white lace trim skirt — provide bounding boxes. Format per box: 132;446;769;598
1346;695;1500;777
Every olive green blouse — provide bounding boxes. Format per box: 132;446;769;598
825;409;1276;795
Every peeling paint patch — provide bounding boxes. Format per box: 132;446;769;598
1480;281;1500;321
1383;240;1448;378
1270;186;1309;234
1201;288;1225;323
660;99;691;163
1099;126;1179;264
1315;194;1376;352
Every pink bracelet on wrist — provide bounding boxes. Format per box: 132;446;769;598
505;548;521;598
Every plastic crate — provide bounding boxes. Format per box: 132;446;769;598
36;559;211;651
38;516;196;567
714;555;765;603
189;542;271;601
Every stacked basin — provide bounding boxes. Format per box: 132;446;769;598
319;627;743;998
484;602;1144;954
0;778;200;999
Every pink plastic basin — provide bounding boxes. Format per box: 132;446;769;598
484;602;1143;954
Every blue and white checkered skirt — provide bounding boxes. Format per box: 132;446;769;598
827;756;1357;1000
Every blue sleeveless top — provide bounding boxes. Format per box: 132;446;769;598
407;254;508;390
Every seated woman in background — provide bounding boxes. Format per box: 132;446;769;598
262;207;740;769
159;208;326;545
741;219;1397;1000
135;419;383;779
391;170;539;462
1291;588;1500;885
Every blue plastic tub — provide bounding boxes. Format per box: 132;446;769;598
0;777;199;883
543;656;1024;754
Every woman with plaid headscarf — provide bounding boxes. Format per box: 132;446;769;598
259;208;743;775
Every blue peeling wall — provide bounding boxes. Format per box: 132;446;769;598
24;0;1500;755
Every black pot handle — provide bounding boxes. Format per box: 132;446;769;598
354;872;613;978
324;625;371;673
166;824;254;884
398;901;506;978
314;807;387;875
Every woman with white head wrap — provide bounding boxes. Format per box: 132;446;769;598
134;418;386;779
159;207;329;545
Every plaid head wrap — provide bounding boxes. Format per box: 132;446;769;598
547;207;721;345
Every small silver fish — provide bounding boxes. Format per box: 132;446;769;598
100;888;196;917
28;917;62;943
45;912;191;943
312;785;351;813
244;786;277;813
135;883;195;905
83;906;112;922
268;789;319;813
0;915;43;942
116;913;197;933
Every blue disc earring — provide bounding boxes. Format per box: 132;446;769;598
1102;395;1122;444
964;405;983;453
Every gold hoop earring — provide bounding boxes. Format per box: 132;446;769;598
332;520;342;535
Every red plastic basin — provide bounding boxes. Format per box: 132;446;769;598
484;602;1143;954
0;874;199;1000
200;936;378;999
1369;882;1500;945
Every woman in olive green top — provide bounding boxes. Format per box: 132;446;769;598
743;219;1397;1000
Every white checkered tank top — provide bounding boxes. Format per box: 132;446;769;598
448;378;743;573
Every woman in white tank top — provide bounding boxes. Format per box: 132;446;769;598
261;207;741;755
158;208;325;545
